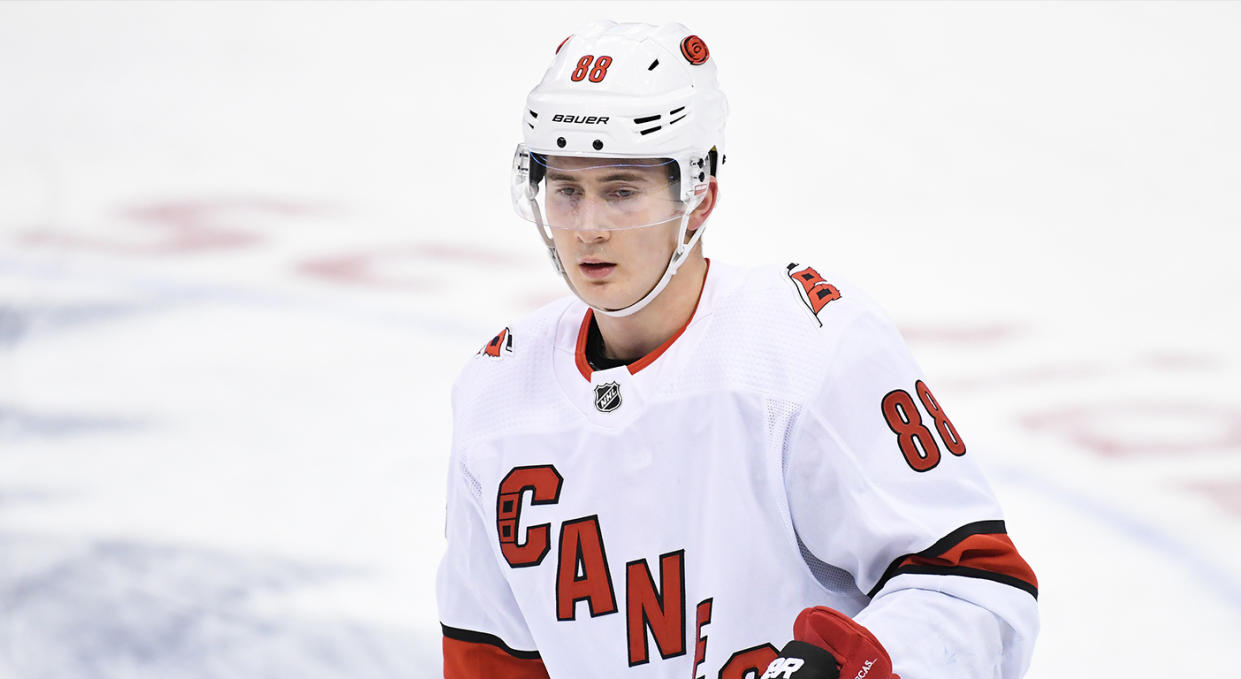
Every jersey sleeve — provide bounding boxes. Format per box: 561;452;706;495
784;305;1038;679
436;427;549;678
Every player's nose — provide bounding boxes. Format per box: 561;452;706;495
575;226;610;243
574;198;611;241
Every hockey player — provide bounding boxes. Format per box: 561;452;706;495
437;21;1038;679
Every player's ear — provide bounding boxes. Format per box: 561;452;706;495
687;176;718;233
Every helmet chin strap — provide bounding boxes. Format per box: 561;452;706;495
530;200;706;319
593;208;703;318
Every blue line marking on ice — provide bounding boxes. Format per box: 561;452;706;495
0;301;175;346
0;487;70;509
0;253;495;342
0;405;146;441
990;463;1241;613
0;304;23;345
0;534;439;678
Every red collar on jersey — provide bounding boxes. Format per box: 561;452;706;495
574;259;711;382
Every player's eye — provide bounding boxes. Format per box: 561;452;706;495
608;187;639;200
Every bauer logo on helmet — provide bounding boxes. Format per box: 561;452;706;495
551;114;611;125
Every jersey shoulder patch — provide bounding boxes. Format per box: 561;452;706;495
476;327;515;359
452;296;578;451
785;262;842;326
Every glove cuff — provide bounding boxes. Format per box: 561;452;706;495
791;607;897;679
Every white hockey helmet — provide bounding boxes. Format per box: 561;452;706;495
511;20;729;317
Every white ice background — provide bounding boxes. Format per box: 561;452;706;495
1;2;1239;678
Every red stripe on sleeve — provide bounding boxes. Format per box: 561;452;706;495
443;635;551;679
900;532;1038;591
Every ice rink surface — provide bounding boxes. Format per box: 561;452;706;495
1;2;1239;677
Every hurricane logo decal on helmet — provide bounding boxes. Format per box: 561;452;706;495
680;35;709;65
513;20;729;318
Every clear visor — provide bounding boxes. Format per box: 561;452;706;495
512;145;695;231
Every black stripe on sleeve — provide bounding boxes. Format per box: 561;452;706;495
918;520;1008;558
891;564;1039;599
441;623;542;660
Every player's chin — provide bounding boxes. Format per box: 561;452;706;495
577;285;619;309
574;280;633;311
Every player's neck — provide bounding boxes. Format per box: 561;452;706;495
594;253;708;362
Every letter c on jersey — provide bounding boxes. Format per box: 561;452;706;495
720;644;780;679
497;465;564;568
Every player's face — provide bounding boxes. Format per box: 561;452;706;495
543;157;685;310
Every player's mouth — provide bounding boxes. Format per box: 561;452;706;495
578;258;617;280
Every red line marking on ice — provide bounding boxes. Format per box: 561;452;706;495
944;362;1110;392
296;243;525;290
898;323;1026;346
16;198;323;255
1020;402;1241;458
1141;352;1225;371
1180;479;1241;517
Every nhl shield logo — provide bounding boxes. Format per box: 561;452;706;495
593;381;622;413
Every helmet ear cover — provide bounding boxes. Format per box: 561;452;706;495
529;151;546;186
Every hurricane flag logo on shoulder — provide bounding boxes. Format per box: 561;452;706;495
786;262;842;327
478;327;514;358
593;381;622;413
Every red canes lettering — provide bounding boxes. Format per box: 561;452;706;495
625;550;687;666
719;643;780;679
556;516;619;620
497;465;563;568
693;598;713;679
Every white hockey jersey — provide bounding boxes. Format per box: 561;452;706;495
437;260;1038;679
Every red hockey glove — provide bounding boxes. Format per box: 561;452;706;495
761;606;898;679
